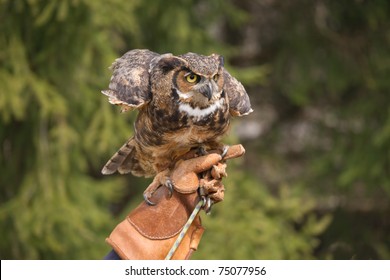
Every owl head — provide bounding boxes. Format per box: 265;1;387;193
149;52;225;108
102;49;252;116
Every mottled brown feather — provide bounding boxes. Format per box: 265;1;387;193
101;137;135;175
101;49;159;110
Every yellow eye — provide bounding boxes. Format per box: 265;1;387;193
213;74;219;81
185;73;200;83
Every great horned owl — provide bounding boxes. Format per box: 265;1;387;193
101;49;252;178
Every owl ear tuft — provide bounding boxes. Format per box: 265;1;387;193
223;69;253;116
102;49;159;110
211;53;224;67
218;55;225;67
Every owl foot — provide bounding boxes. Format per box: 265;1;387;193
176;146;207;161
165;178;174;198
196;145;208;156
143;193;156;206
143;169;171;206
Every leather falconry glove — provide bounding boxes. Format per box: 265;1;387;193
106;144;245;260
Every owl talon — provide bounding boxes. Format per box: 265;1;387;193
166;179;174;198
143;193;156;206
221;145;229;158
142;169;171;205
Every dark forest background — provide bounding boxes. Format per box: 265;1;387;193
1;0;389;259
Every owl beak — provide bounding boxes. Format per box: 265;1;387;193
199;84;212;101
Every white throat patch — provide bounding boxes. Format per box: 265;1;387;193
179;99;224;121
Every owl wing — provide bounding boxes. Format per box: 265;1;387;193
101;136;136;175
101;49;160;111
223;69;253;116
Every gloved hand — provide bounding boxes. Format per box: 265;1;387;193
106;144;245;260
170;144;245;212
144;144;245;206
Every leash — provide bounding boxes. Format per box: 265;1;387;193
165;198;205;260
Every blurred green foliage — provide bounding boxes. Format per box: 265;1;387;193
195;168;332;259
0;0;389;259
